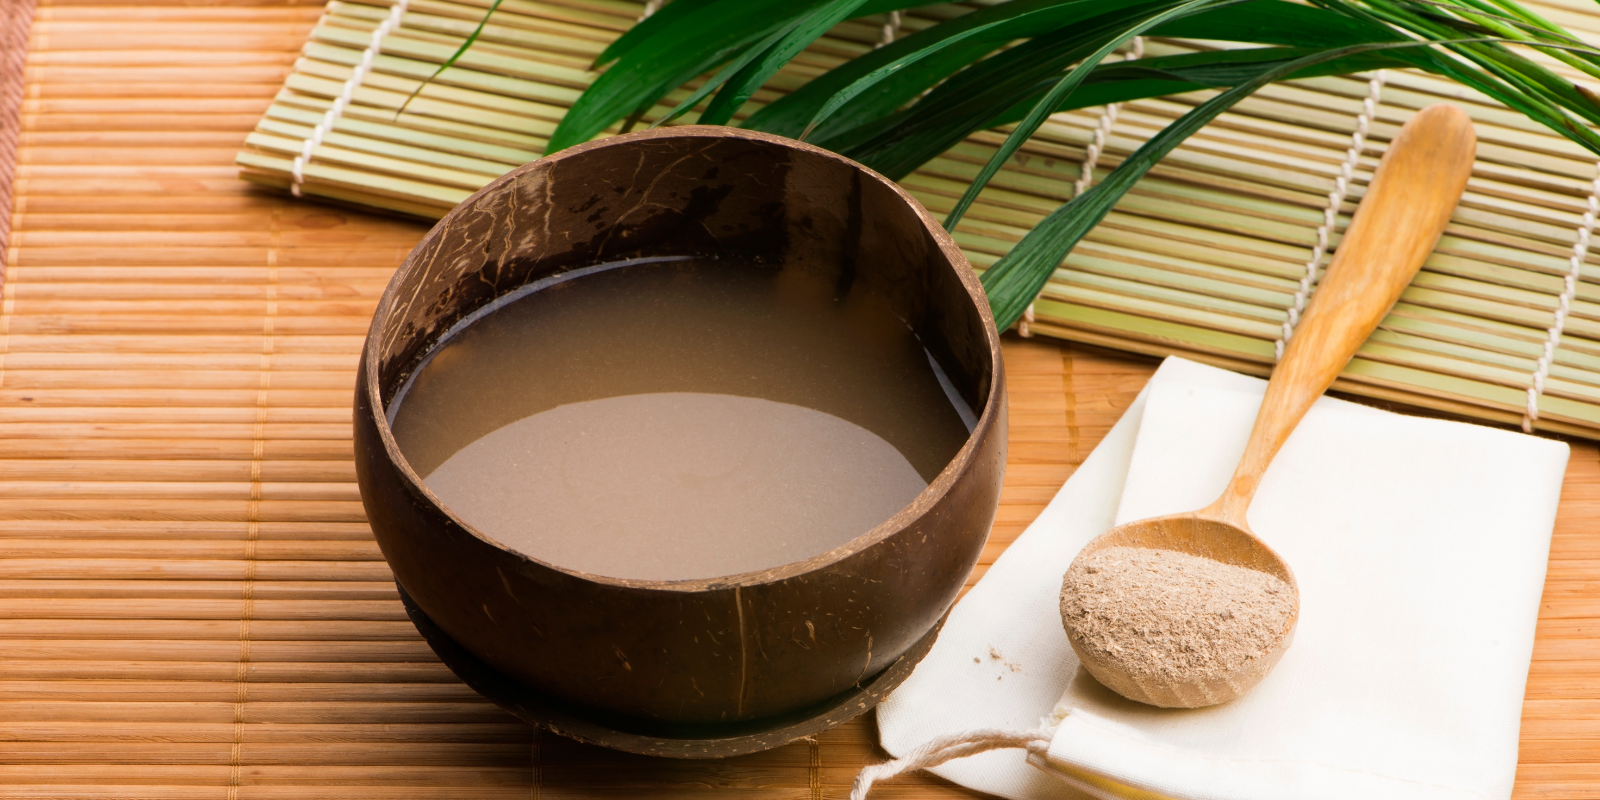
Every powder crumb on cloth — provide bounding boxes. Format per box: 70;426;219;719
1060;546;1295;684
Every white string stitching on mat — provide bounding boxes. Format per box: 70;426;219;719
291;0;409;198
1274;69;1385;360
1019;37;1143;338
639;0;663;19
850;728;1052;800
877;11;902;48
1523;162;1600;433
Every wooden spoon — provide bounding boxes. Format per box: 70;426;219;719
1060;103;1478;708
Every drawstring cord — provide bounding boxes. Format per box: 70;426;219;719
851;728;1052;799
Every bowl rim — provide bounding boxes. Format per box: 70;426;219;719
361;124;1005;594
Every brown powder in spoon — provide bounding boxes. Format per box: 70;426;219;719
1060;546;1295;686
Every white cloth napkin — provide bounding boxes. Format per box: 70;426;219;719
875;357;1569;800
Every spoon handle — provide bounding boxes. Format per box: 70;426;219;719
1207;103;1477;527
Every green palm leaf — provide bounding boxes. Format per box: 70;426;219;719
825;12;1154;176
745;0;1163;139
395;0;504;119
650;17;807;128
696;0;876;127
979;40;1452;330
537;0;1600;336
753;0;1398;145
798;1;1148;140
981;48;1412;127
826;48;1407;180
557;0;953;152
592;0;722;69
547;0;819;152
944;0;1250;229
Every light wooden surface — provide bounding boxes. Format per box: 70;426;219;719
0;2;1597;797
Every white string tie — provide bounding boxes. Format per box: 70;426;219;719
1020;36;1143;338
850;728;1052;800
1276;70;1385;360
1071;36;1141;200
1523;165;1600;432
639;0;663;19
291;0;409;198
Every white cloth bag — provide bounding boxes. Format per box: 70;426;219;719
874;357;1569;800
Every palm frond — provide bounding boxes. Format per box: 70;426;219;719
531;0;1600;329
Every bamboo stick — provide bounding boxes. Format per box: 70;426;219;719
0;527;377;543
0;441;354;460
0;598;399;620
0;720;524;742
0;334;364;353
0;699;498;723
0;558;387;581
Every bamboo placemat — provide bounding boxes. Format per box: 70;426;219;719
3;1;1600;796
231;0;1600;442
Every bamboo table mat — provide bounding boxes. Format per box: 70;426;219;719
2;1;1600;797
229;0;1600;442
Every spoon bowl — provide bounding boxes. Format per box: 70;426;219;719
1061;103;1478;708
1065;514;1299;708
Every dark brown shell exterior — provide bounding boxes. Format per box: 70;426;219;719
354;126;1006;731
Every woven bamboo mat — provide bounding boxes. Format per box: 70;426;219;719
2;1;1600;797
230;0;1600;441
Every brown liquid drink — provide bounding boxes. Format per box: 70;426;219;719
388;256;974;582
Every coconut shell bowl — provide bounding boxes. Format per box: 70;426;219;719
353;126;1006;757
